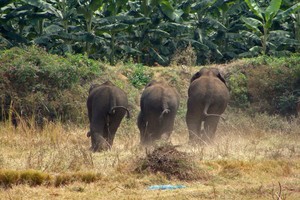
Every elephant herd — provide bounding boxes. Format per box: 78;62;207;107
87;67;230;152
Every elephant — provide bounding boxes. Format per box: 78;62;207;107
186;67;229;144
87;81;130;152
137;80;180;145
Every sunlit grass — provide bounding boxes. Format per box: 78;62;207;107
0;111;300;199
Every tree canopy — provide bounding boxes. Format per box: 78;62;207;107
1;0;299;65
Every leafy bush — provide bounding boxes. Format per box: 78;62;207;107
127;64;153;89
0;46;101;124
228;55;300;115
228;71;249;108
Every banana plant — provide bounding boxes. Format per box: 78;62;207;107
23;0;77;53
241;0;300;56
125;0;189;65
76;0;104;55
275;2;300;51
0;1;32;47
185;0;228;63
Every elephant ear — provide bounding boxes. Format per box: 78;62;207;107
145;80;158;88
103;80;114;86
89;83;101;93
190;71;202;83
213;68;227;87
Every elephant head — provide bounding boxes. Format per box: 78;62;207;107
137;80;180;145
186;67;229;144
87;80;129;152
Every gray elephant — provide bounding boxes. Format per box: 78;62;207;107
137;80;180;145
186;67;229;144
87;81;130;152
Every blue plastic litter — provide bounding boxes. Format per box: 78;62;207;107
147;185;186;190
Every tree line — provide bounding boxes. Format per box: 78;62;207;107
0;0;300;66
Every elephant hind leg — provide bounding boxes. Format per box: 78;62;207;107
186;112;202;143
160;114;176;141
203;117;220;142
138;113;148;145
105;113;126;148
90;114;106;152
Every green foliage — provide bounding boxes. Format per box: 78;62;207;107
277;93;298;115
1;0;298;65
228;71;249;108
0;46;101;123
0;46;101;91
242;0;300;56
65;53;104;80
229;55;300;115
127;64;153;89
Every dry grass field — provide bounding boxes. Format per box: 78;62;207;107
1;52;300;199
0;109;299;200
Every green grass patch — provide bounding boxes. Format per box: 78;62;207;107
0;169;101;188
0;169;50;188
54;172;102;187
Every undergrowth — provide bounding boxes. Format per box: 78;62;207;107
0;46;101;124
0;47;299;126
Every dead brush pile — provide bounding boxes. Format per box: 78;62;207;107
135;144;209;181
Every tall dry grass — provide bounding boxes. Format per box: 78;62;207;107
0;111;300;199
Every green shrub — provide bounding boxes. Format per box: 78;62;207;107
228;71;249;108
0;46;101;124
229;55;300;115
127;64;153;89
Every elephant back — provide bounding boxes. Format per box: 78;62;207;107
188;75;229;107
88;83;128;109
142;83;179;108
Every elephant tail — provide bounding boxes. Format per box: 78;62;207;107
159;96;171;120
203;103;225;120
110;106;130;119
159;108;170;121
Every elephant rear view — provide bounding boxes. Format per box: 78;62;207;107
186;67;229;144
138;80;180;145
87;81;129;152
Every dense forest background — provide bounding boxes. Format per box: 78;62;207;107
1;0;300;125
1;0;300;65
